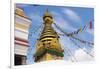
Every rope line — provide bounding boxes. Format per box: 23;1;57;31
29;25;42;38
53;23;94;45
69;37;94;57
71;36;94;45
64;48;74;62
63;46;77;62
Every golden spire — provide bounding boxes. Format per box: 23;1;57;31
43;9;53;24
34;9;64;62
44;9;51;17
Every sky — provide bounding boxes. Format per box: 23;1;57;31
16;4;94;64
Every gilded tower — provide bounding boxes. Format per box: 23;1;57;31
34;10;64;62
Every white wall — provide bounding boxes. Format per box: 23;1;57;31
15;44;28;56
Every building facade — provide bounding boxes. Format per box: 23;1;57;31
14;7;31;65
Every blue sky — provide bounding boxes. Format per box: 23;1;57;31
16;4;94;64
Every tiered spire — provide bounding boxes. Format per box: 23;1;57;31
34;9;64;62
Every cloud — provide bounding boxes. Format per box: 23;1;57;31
75;48;94;61
59;36;78;61
86;29;94;36
51;9;83;33
62;8;82;23
51;11;77;32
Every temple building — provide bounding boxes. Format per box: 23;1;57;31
34;10;64;62
14;7;31;65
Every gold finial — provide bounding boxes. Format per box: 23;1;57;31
44;9;51;17
43;9;53;24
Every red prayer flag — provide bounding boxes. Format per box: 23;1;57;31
90;21;92;29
